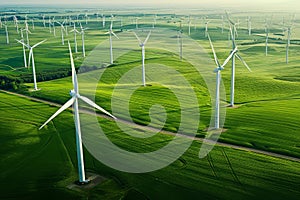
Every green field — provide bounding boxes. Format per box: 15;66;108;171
0;5;300;200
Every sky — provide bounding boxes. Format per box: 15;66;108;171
0;0;298;10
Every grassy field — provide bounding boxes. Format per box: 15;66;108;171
0;7;300;199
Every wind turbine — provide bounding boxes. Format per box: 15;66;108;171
135;17;139;29
0;17;2;28
102;15;106;28
265;22;269;56
4;24;9;44
106;22;119;64
285;26;292;64
246;16;252;36
16;39;47;91
178;21;183;60
221;15;224;34
56;21;66;45
39;41;116;184
42;15;46;28
133;31;151;87
188;15;191;35
13;15;19;34
79;23;87;57
70;23;79;53
85;13;88;24
226;12;252;107
31;19;35;30
204;20;210;37
208;33;237;129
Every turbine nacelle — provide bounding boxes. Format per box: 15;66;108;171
214;66;224;73
70;89;77;97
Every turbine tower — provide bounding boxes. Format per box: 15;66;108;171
285;26;292;64
133;31;151;87
39;42;116;184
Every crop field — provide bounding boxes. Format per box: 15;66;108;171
0;3;300;200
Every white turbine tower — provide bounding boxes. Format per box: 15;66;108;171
133;31;151;87
178;22;183;60
221;15;224;34
4;24;9;44
42;15;46;28
265;22;269;56
246;16;252;36
13;15;19;34
39;42;116;184
102;15;106;28
135;17;139;29
16;39;47;91
79;23;87;57
285;26;292;64
204;20;210;37
188;15;191;35
56;21;66;45
106;22;119;64
85;13;88;24
31;19;35;30
226;12;252;107
208;33;237;129
70;23;79;53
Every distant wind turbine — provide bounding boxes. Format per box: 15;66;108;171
226;12;252;107
133;31;151;87
79;23;87;57
56;21;66;45
106;22;119;64
205;20;210;37
208;33;237;129
39;41;116;184
246;16;252;36
102;15;106;28
178;22;183;60
16;39;47;91
265;22;269;56
70;24;79;53
285;26;292;64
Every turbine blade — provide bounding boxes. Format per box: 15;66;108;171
39;97;75;130
236;53;252;72
133;31;142;45
32;39;47;48
15;39;30;49
112;31;119;39
68;41;78;93
225;11;235;25
79;95;117;119
221;47;238;68
144;31;151;45
207;33;220;67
